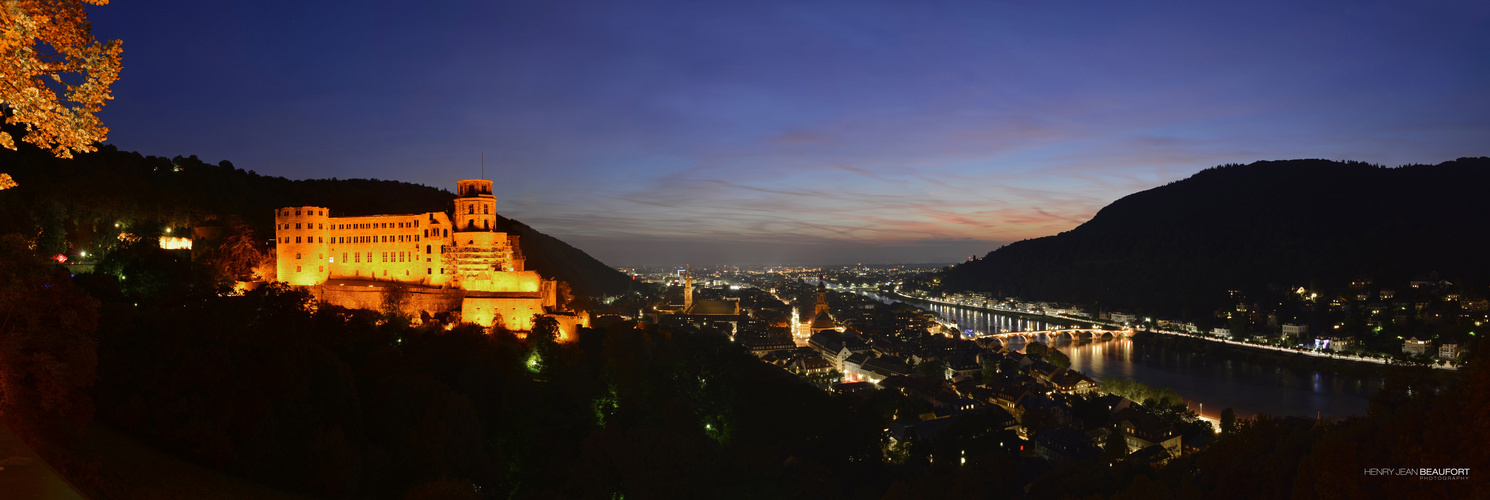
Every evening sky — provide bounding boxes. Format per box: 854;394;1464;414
91;1;1490;265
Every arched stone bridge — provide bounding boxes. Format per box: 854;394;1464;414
970;328;1129;344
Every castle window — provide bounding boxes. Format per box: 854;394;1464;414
295;236;302;243
296;210;301;216
366;252;371;262
319;210;323;216
318;237;323;243
343;253;347;263
354;253;360;263
444;229;448;237
426;245;431;254
423;229;428;238
319;266;324;272
383;270;387;276
381;252;387;262
483;205;488;214
319;253;323;260
439;268;443;274
296;253;301;259
295;223;301;229
319;224;323;229
427;268;432;274
297;266;301;272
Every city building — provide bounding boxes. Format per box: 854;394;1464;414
273;179;584;336
1402;335;1432;356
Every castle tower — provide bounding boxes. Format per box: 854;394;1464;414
275;206;331;286
454;179;497;232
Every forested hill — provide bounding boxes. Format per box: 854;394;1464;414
939;157;1490;319
0;141;635;297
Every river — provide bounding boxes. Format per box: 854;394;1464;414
851;288;1382;419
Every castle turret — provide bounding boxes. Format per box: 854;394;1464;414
275;206;331;285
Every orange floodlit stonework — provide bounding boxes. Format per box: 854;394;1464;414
274;179;584;336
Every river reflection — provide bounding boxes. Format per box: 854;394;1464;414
1015;336;1381;420
848;289;1381;419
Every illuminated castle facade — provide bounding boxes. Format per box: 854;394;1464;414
274;179;574;333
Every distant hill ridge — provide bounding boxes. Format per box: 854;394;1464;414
0;142;634;297
940;157;1490;318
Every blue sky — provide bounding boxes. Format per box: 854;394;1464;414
90;0;1490;265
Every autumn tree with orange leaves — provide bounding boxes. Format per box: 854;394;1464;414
1;0;121;158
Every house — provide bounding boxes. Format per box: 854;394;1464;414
1281;323;1308;336
1028;360;1062;381
1110;312;1137;324
861;356;913;384
789;355;833;376
1051;370;1100;395
1403;335;1432;356
1439;343;1460;360
1033;427;1100;462
843;352;873;376
1211;327;1231;338
1112;407;1182;457
944;352;983;379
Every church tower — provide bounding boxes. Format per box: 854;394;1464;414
814;277;830;316
684;272;694;312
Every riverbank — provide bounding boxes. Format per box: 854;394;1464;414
1130;330;1460;384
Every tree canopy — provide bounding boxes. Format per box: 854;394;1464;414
1;0;122;158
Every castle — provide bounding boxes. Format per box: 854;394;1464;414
273;179;582;335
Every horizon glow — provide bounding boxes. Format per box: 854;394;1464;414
92;1;1490;265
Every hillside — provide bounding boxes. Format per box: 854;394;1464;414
0;140;634;297
940;158;1490;318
